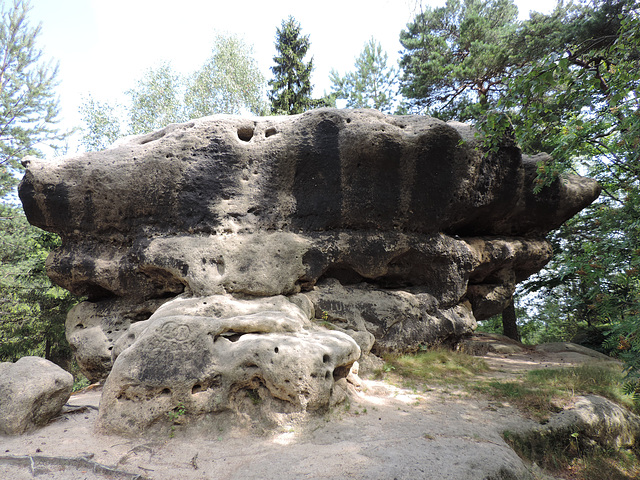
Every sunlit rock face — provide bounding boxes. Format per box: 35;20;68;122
19;108;599;434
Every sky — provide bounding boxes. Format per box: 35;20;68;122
27;0;558;150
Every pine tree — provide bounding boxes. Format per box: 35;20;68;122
268;16;315;115
399;0;520;120
0;0;66;196
0;0;77;366
330;38;400;113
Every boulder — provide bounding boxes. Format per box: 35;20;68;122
18;109;600;433
0;357;73;435
99;294;359;434
508;395;640;460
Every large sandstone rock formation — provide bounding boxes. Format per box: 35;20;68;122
19;108;599;433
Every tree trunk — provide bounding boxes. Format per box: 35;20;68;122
502;298;520;342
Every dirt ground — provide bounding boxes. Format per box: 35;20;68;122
0;339;620;480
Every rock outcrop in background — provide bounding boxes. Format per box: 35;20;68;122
19;109;600;434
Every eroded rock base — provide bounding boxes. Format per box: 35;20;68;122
97;294;360;435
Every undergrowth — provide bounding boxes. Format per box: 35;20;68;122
378;348;640;480
377;348;489;385
474;364;639;422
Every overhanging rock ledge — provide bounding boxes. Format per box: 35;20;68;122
19;108;600;434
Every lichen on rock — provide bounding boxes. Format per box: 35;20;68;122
18;108;600;434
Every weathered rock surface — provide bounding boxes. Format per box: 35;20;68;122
18;108;600;433
99;294;360;434
509;394;640;459
0;356;73;435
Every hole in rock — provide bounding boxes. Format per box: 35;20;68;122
139;266;187;298
320;264;365;285
325;371;331;380
375;250;444;289
265;127;277;137
108;346;113;351
128;333;135;340
106;330;112;334
274;347;279;354
155;290;184;300
133;310;153;322
333;365;351;381
322;354;331;364
219;331;243;342
76;323;85;329
161;388;171;395
83;283;116;301
237;126;254;142
192;384;203;394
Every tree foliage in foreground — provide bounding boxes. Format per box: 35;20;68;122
0;0;77;366
80;34;267;149
400;0;640;384
492;0;640;389
329;38;401;113
0;0;66;196
399;0;521;120
0;204;78;366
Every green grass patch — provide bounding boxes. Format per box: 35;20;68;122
504;429;640;480
380;349;640;479
378;348;489;385
562;449;640;480
474;364;638;421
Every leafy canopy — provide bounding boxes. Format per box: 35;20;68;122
399;0;520;120
480;0;640;390
0;0;77;366
80;34;267;150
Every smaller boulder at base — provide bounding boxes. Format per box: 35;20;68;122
0;356;73;435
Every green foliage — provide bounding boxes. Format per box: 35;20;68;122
604;314;640;400
0;1;77;367
126;62;184;135
167;402;187;422
184;34;267;118
399;0;520;120
382;349;489;383
79;35;267;149
78;94;122;151
0;204;79;366
268;16;319;115
0;0;67;196
72;373;90;392
504;427;640;479
329;38;401;113
481;0;640;385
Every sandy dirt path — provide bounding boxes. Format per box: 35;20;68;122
1;346;616;480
